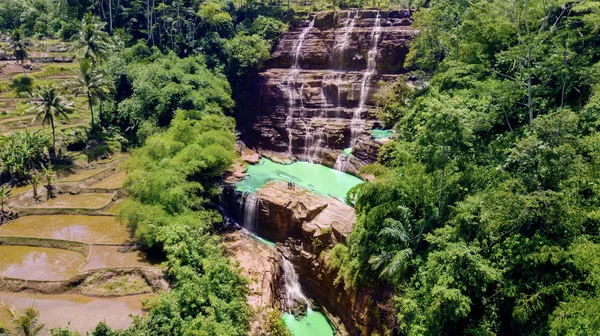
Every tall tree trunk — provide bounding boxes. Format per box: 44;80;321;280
524;0;534;129
503;105;513;131
50;115;56;157
98;99;104;127
109;0;113;33
21;59;27;78
560;40;567;109
87;91;95;130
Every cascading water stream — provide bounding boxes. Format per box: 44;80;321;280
350;11;383;147
241;193;259;232
284;17;315;155
332;10;358;67
282;258;312;312
333;12;383;172
333;153;350;171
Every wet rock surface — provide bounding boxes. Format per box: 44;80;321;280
225;181;355;243
239;9;415;171
223;180;390;334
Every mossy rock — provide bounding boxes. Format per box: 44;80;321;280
314;10;336;30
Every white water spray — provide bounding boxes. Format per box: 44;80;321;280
242;193;259;232
350;12;383;146
332;10;358;67
282;258;312;312
333;152;351;172
283;17;315;155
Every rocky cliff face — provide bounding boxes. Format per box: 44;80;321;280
239;9;415;172
222;182;392;334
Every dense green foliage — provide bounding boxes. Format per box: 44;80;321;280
6;0;600;335
1;1;281;334
101;53;234;144
330;1;600;335
117;111;249;336
0;131;48;180
102;48;249;334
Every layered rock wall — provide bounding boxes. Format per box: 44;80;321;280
239;10;415;172
222;182;391;334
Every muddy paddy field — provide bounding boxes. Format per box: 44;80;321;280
0;155;166;335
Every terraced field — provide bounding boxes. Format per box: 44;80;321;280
0;158;167;335
0;40;89;138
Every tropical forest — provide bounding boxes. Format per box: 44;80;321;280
0;0;598;335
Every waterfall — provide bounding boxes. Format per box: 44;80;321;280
332;10;358;67
333;152;350;172
282;258;312;312
303;124;327;163
242;193;259;232
283;17;316;155
350;12;383;146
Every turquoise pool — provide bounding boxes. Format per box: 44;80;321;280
235;159;362;201
283;310;334;336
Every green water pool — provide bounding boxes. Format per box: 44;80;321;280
283;311;334;336
235;159;362;201
371;129;393;140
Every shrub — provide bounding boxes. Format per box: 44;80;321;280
0;130;49;180
11;75;34;94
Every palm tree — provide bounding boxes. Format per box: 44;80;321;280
367;207;423;281
73;59;112;130
27;86;72;156
41;164;56;200
2;301;45;336
0;186;12;226
8;29;30;77
30;174;41;201
76;13;111;64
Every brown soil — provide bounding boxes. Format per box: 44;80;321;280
0;291;152;335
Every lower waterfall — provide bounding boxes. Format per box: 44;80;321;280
282;258;312;312
241;193;259;232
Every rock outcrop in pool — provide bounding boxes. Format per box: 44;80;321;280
223;178;392;335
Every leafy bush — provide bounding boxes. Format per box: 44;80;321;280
11;75;34;94
0;131;49;180
223;34;271;80
108;53;234;144
250;16;287;44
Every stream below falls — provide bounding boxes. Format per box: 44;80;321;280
230;159;361;335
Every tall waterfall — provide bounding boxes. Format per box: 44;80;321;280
242;193;259;232
302;10;359;165
282;258;312;312
284;17;315;154
350;11;383;146
303;126;327;163
332;10;358;67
